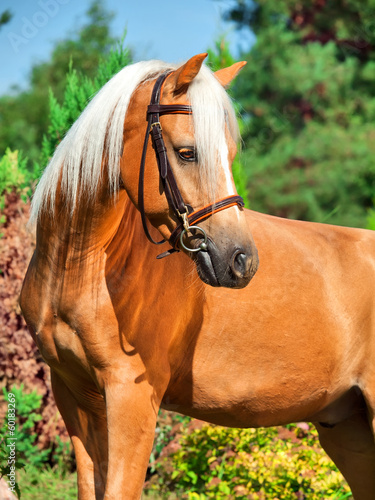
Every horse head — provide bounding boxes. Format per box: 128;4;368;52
121;54;259;289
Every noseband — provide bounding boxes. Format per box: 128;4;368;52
138;72;244;259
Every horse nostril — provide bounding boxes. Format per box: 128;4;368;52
232;251;250;278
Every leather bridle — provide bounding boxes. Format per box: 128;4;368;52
138;71;245;259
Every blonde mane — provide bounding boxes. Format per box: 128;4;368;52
30;59;239;222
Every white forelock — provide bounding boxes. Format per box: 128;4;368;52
187;65;239;199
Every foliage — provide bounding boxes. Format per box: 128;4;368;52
146;419;352;499
0;149;35;217
0;150;27;195
0;385;46;499
32;0;116;90
17;464;77;500
1;386;50;468
0;0;123;167
38;37;132;170
222;0;375;227
367;204;375;230
0;190;69;458
0;385;75;499
149;412;191;475
0;10;12;29
207;38;238;72
207;37;249;204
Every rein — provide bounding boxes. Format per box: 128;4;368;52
138;72;244;259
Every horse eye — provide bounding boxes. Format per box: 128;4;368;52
177;147;196;162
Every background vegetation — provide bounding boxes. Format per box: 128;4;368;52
226;0;375;227
2;0;375;497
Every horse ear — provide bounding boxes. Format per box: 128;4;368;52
214;61;247;88
170;53;208;95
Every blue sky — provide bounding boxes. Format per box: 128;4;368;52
0;0;255;94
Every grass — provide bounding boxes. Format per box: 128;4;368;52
16;466;175;499
17;465;77;500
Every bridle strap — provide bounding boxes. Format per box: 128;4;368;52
148;104;192;115
138;72;192;245
169;195;244;249
149;119;189;215
138;111;163;244
137;71;245;257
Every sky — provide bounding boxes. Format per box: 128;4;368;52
0;0;255;94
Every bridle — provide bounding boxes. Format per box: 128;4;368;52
138;71;244;259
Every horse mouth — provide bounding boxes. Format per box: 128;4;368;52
194;249;220;287
192;238;258;289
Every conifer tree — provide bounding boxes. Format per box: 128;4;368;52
224;0;375;227
38;39;131;170
0;1;122;167
208;38;249;203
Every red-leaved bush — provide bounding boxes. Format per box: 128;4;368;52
0;192;68;449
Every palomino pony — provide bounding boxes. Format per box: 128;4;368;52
21;53;375;499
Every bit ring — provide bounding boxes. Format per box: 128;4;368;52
179;226;208;253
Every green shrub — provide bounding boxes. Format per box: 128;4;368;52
146;422;352;499
0;386;75;499
16;464;77;500
1;386;49;469
367;202;375;230
0;149;28;195
0;148;36;239
0;385;45;499
207;37;249;206
38;37;132;170
0;149;34;206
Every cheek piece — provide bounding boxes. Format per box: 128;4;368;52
137;72;244;259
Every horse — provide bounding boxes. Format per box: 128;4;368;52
20;52;375;500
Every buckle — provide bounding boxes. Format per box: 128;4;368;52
150;121;162;131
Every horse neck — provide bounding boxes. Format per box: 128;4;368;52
34;174;204;308
33;174;206;343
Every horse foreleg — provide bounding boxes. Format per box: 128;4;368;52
51;370;108;500
315;412;375;500
103;372;164;500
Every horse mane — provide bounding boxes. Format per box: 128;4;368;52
30;59;239;222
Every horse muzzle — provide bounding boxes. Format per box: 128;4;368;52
192;237;259;289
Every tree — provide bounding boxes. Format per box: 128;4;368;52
0;10;12;29
39;38;131;170
29;0;116;102
221;0;375;228
207;38;249;204
0;0;121;168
